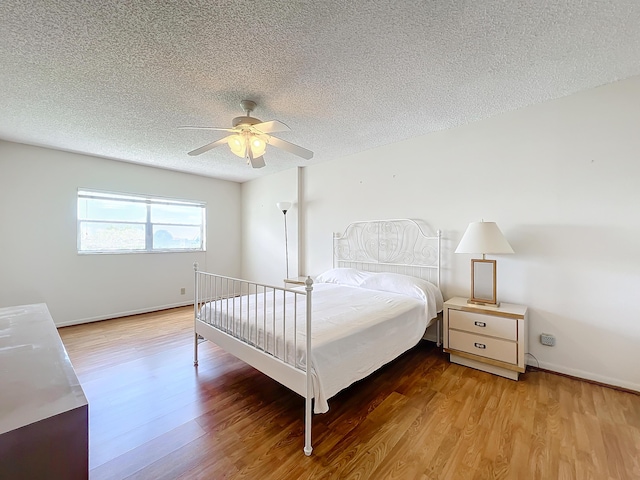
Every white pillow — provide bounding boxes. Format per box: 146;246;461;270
315;268;372;287
359;272;444;317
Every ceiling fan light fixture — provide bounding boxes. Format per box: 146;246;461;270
182;100;313;167
250;135;267;157
228;134;246;158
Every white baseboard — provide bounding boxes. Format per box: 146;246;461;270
55;301;193;328
528;359;640;393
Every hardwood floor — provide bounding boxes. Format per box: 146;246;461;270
59;307;640;480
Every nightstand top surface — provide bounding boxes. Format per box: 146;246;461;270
445;296;527;316
284;276;308;285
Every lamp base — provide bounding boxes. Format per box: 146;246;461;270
467;299;500;308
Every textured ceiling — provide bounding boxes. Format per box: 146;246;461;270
1;1;640;183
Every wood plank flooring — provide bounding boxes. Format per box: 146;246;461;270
58;307;640;480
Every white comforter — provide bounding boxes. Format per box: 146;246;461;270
199;282;438;413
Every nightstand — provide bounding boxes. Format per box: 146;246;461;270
443;297;528;380
284;276;307;288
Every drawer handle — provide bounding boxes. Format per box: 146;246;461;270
474;321;486;327
474;342;486;349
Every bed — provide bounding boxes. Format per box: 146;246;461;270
193;219;442;455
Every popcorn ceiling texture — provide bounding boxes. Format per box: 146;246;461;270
1;1;640;182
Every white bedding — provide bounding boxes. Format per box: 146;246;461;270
199;278;441;413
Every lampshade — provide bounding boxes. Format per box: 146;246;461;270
455;221;514;255
250;135;267;157
228;134;246;158
277;202;292;213
228;132;268;159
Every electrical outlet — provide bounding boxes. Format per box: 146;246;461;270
540;333;555;346
180;287;186;295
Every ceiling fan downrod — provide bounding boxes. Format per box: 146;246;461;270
240;99;257;117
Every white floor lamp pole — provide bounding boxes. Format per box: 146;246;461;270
276;202;292;279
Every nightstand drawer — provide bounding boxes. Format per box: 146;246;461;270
449;330;517;364
449;309;516;341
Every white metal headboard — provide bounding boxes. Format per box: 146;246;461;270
333;219;441;287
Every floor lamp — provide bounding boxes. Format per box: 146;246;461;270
276;202;292;279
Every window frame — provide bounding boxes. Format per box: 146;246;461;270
77;188;206;254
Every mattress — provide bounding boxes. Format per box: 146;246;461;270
198;281;439;413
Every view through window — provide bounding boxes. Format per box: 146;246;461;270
77;189;206;253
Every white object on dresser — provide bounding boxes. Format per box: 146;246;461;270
443;296;528;380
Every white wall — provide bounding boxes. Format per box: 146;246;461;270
241;75;640;392
0;141;241;326
241;167;298;285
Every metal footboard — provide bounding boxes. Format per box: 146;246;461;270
193;263;314;455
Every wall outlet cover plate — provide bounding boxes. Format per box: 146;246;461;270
540;333;556;346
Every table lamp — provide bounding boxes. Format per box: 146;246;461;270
455;221;514;307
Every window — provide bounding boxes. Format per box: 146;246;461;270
77;189;206;253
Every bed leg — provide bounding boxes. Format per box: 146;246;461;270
304;276;314;456
304;396;312;456
194;332;199;367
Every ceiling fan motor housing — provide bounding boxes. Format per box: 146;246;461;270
232;116;261;127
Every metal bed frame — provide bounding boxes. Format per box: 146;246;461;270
193;219;441;455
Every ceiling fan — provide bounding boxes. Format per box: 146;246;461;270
179;100;313;169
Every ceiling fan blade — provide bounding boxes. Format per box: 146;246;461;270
268;136;314;160
247;146;266;168
188;136;230;156
249;155;266;168
252;120;290;134
179;126;236;132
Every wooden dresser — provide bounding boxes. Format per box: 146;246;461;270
0;303;88;479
